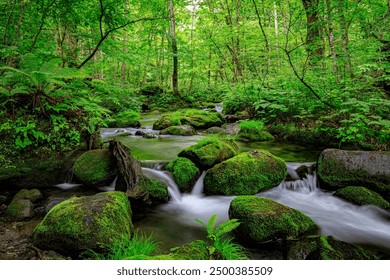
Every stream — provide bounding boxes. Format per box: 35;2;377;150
97;110;390;257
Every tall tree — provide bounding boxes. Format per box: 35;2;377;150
169;0;179;95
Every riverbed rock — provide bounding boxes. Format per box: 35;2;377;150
334;186;390;209
178;138;239;170
160;125;196;136
13;189;42;202
204;150;287;195
153;109;223;130
317;149;390;199
33;191;133;257
4;189;42;220
229;196;317;243
287;236;378;260
126;177;169;207
204;127;227;135
5;199;34;220
236;120;274;142
166;157;200;192
73;149;116;187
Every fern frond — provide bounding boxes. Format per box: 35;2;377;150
214;219;241;239
206;214;217;236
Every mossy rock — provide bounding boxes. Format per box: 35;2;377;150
108;110;141;128
13;189;42;202
150;240;210;260
166;157;200;192
152;115;182;130
229;196;317;243
160;125;196;136
73;149;116;187
236;131;274;142
317;149;390;198
178;138;239;170
153;109;223;130
33;192;133;256
334;186;390;209
5;198;34;220
204;150;287;195
235;120;274;142
204;127;227;135
287;235;378;260
126;177;169;207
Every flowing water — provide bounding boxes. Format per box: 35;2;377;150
136;163;390;255
98;107;390;256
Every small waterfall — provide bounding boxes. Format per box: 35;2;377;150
142;167;182;202
215;103;223;113
191;171;206;196
279;173;319;193
54;166;82;190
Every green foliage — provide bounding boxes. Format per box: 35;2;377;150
196;214;248;260
108;110;141;128
85;232;159;260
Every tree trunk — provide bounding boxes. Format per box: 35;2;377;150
302;0;324;62
169;0;179;96
325;0;339;82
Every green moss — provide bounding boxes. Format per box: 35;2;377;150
166;157;200;192
178;137;239;170
334;186;390;209
127;177;169;206
317;154;390;195
5;198;33;220
73;149;115;187
13;189;42;202
160;125;196;136
157;240;210;260
108;110;141;128
288;236;378;260
33;192;133;256
153;109;222;130
229;196;317;243
204;150;287;195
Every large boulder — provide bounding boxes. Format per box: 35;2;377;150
166;157;200;192
317;149;390;199
334;186;390;209
204;150;287;195
73;149;115;187
160;125;196;136
178;138;239;170
287;235;378;260
33;191;133;257
229;196;317;243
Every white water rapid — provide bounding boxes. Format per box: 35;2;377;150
142;162;390;251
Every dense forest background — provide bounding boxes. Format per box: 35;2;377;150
1;0;389;166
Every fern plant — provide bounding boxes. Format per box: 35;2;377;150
195;214;249;260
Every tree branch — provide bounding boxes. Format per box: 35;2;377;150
76;17;165;69
282;47;334;108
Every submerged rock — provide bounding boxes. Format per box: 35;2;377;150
33;191;133;257
229;196;317;243
166;157;200;192
334;186;390;209
287;236;378;260
178;138;239;170
160;125;196;136
317;149;390;199
204;150;287;195
73;149;115;187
